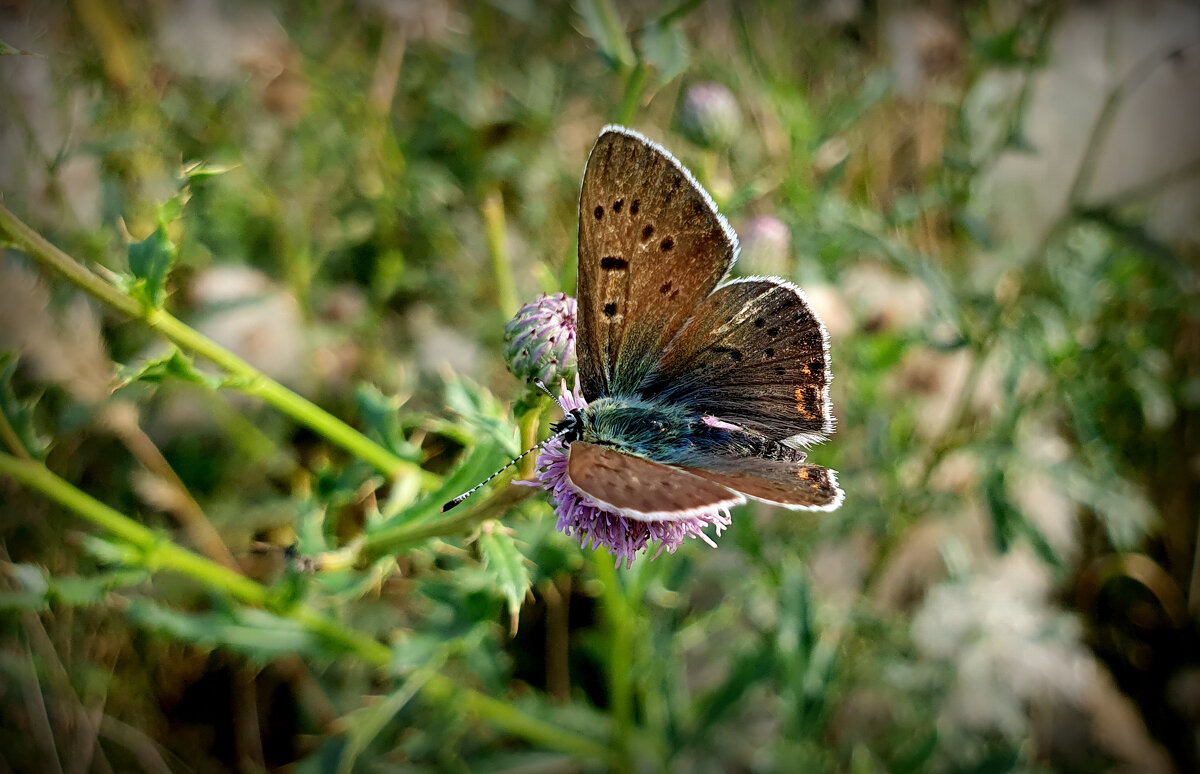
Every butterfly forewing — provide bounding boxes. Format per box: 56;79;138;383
566;441;745;521
637;278;834;443
577;127;737;400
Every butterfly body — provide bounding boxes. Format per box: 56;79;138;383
557;396;805;469
559;125;844;520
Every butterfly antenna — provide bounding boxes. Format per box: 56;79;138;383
534;379;570;413
441;439;549;512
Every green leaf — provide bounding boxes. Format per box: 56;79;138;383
576;0;636;71
179;160;239;181
124;601;332;660
478;524;531;634
116;347;219;389
443;374;519;453
354;383;419;459
691;642;776;734
0;352;48;460
126;222;176;309
638;20;690;89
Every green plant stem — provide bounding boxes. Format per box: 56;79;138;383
0;404;32;460
517;396;548;479
616;62;650;126
482;189;518;317
0;450;613;763
0;451;269;605
0;204;427;484
593;553;634;767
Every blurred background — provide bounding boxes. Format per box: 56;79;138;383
1;0;1198;772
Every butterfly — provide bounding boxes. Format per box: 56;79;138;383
549;125;843;519
444;126;842;523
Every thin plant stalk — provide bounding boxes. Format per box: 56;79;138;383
482;189;518;317
0;450;615;764
592;552;634;767
0;205;428;485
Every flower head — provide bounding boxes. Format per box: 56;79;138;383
677;82;742;149
502;293;577;386
518;379;733;567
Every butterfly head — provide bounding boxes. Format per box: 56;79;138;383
550;406;587;444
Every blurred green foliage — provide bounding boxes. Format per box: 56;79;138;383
1;1;1198;773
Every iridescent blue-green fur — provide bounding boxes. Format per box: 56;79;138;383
577;395;806;470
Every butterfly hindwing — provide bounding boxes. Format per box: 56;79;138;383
637;278;834;444
683;461;843;511
577;126;738;401
566;441;745;522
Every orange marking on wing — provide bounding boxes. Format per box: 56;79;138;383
794;387;815;419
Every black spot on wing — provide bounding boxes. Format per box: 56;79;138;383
603;302;617;317
600;256;629;270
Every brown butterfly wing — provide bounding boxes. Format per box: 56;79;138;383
682;463;843;511
566;441;744;521
577;126;737;400
637;278;834;444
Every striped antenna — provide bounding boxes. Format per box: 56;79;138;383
442;381;571;512
441;438;550;512
534;379;570;412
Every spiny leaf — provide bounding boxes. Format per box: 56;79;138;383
126;221;176;309
0;352;48;460
124;601;332;660
116;347;219;389
355;382;419;460
179;160;239;181
478;522;531;635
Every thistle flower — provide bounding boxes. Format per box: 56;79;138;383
502;293;577;386
517;379;733;568
678;82;743;149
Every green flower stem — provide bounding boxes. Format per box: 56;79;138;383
482;189;518;317
0;450;613;763
517;396;548;479
616;62;650;126
0;204;428;485
593;553;634;766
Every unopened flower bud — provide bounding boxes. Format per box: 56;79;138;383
739;215;791;276
678;82;742;149
503;293;577;386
